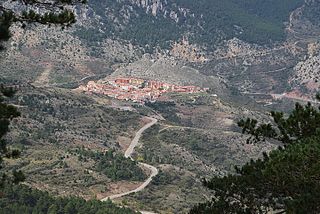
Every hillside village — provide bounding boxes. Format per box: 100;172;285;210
78;77;209;103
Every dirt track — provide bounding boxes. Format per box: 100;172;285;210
101;117;158;201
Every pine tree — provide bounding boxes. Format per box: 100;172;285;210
191;100;320;213
48;204;58;214
0;0;86;48
0;0;86;190
0;86;23;188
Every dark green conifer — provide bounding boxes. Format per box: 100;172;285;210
191;100;320;213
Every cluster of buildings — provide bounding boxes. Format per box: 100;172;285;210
78;77;208;103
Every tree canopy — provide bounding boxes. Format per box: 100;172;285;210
191;99;320;213
0;0;85;48
238;102;320;144
0;85;24;188
0;0;85;189
1;184;139;214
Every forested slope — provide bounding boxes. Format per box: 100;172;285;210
77;0;305;49
0;185;138;214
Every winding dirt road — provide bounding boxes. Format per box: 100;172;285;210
101;117;158;201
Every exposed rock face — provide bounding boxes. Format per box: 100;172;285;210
205;1;320;97
130;0;166;16
170;38;207;63
308;42;320;57
1;0;319;98
2;1;320;213
121;0;192;22
105;0;193;22
213;38;266;59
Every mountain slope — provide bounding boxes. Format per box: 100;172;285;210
79;0;304;49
